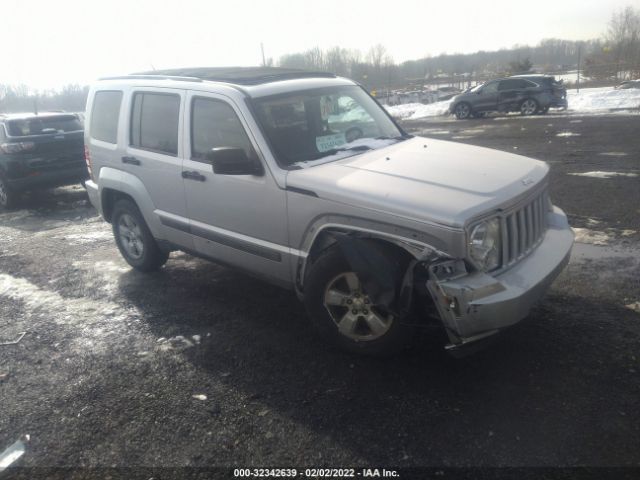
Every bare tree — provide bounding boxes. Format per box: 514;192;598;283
606;6;640;78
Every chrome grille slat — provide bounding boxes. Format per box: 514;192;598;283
518;209;526;254
501;189;549;268
508;214;518;262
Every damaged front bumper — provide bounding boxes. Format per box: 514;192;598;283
427;207;573;350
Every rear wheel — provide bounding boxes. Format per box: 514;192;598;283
112;199;169;272
303;246;414;356
0;174;18;210
520;98;538;115
454;102;472;120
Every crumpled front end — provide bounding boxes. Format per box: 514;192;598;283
427;206;573;349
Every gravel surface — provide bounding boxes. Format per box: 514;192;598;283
0;114;639;477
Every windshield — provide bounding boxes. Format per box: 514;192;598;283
252;85;405;168
7;115;83;137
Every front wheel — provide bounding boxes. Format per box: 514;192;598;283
520;98;538;115
303;246;413;356
112;199;169;272
0;174;19;210
454;102;472;120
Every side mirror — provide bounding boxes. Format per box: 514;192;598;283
206;147;264;176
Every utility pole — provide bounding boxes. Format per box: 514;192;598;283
260;43;266;67
576;44;581;93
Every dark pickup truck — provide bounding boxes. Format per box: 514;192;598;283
0;112;88;209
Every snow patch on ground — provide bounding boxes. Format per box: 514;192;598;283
556;132;581;137
572;228;612;245
569;171;638;178
0;272;138;353
56;230;114;245
598;152;628;157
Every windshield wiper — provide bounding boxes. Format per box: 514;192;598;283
309;144;372;160
375;135;410;141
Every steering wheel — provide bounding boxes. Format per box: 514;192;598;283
345;127;363;143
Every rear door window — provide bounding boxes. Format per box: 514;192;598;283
90;90;123;143
131;92;180;156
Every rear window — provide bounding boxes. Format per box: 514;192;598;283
130;92;180;156
90;91;123;143
7;115;83;137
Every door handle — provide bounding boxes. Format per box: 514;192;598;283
182;170;206;182
122;156;141;166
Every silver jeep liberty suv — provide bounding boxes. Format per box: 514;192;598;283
84;67;574;356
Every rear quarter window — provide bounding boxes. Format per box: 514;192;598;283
90;91;123;143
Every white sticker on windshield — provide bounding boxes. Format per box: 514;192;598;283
316;133;346;152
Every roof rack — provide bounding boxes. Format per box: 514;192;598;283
99;74;203;83
131;67;337;86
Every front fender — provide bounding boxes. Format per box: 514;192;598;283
295;213;454;292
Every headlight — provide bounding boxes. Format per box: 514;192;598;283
468;218;501;271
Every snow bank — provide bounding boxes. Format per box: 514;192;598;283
567;87;640;112
384;100;452;120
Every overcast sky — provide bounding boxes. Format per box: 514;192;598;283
4;0;631;90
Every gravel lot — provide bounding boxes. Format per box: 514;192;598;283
1;113;639;477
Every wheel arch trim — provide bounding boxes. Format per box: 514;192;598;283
295;217;452;291
97;167;163;238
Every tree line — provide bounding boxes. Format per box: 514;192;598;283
1;5;638;113
276;5;640;89
0;84;88;115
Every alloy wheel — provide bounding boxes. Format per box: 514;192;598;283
323;272;394;342
117;213;145;260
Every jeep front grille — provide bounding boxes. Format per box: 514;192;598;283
501;190;549;266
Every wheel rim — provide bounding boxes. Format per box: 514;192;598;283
522;100;536;115
117;213;144;260
323;272;394;342
0;178;7;206
456;104;469;118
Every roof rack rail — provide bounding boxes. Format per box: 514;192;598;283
133;67;337;86
98;74;203;83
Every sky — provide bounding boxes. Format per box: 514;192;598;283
3;0;632;91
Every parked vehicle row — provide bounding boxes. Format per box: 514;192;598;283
0;112;88;208
449;74;568;119
80;67;574;356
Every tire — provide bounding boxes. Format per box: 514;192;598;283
520;98;538;116
303;245;414;356
454;102;472;120
0;173;19;210
111;199;169;272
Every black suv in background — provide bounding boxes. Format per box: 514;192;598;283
0;112;87;208
449;75;568;119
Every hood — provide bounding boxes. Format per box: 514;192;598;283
286;137;549;228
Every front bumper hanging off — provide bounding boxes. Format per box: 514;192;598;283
427;207;574;351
